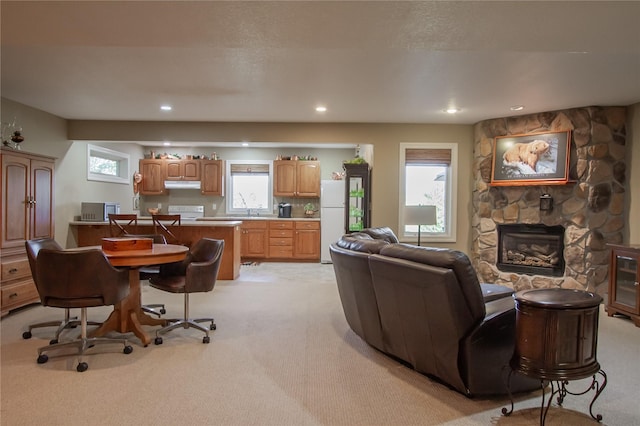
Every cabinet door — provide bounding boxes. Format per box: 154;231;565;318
294;221;320;259
182;160;201;181
1;154;30;248
139;160;165;195
165;160;183;180
273;161;296;196
241;221;268;258
30;159;55;240
201;160;224;195
296;161;320;197
610;250;640;315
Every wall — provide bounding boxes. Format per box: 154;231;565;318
628;103;640;244
472;106;629;294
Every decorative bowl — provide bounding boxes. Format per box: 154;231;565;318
147;208;159;215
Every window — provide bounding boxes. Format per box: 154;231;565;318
87;144;130;184
399;143;457;242
226;160;273;215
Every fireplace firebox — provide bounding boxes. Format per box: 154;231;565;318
497;224;565;277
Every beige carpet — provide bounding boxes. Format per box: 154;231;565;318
1;262;638;425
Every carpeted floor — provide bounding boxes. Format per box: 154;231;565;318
1;262;638;425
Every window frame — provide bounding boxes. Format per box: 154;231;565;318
225;159;273;215
86;144;130;185
398;142;458;243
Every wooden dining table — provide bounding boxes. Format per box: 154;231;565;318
90;243;189;346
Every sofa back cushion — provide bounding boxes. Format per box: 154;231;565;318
378;244;486;321
336;233;390;254
360;227;400;243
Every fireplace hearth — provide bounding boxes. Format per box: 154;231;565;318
497;224;565;277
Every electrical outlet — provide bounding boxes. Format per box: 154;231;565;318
157;203;162;209
212;203;217;210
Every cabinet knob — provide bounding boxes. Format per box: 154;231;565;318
9;292;18;299
9;268;18;274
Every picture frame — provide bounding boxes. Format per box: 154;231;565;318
490;130;572;186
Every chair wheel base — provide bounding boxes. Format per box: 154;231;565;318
37;354;48;364
203;336;210;344
155;337;163;345
49;339;58;345
123;345;133;354
23;331;32;339
160;308;166;315
76;362;88;372
210;323;216;331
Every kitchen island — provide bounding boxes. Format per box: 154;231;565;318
69;220;242;280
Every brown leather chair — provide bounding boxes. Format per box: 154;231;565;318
151;214;182;245
108;213;138;237
23;238;101;343
34;247;133;372
150;238;224;344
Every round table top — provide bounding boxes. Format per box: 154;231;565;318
514;288;603;309
102;243;189;267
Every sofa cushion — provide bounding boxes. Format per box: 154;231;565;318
378;243;486;321
360;227;400;243
336;234;390;254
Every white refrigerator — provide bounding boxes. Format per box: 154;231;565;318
320;180;346;263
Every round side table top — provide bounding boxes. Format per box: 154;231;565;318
515;288;603;309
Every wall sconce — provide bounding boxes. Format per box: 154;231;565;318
540;194;553;212
404;205;437;246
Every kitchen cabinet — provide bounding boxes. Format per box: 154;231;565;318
1;149;55;316
344;162;371;232
240;220;268;258
273;160;320;197
293;221;320;259
268;221;294;258
165;159;200;181
201;159;225;196
606;243;640;327
139;159;166;195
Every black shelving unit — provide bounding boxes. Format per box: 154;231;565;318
343;162;371;233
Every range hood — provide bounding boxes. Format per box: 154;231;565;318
164;180;201;190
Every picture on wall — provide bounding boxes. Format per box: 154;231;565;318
490;130;572;186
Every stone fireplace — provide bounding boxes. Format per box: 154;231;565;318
472;106;628;294
497;224;565;277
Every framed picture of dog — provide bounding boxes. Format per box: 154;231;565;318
490;130;571;186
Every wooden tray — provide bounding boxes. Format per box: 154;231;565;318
101;237;153;251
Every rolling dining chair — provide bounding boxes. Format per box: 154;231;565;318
23;238;102;343
151;214;183;245
34;247;133;372
150;238;224;344
108;213;139;237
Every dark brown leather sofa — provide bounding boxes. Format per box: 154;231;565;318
329;227;538;397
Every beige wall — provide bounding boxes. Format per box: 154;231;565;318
628;103;640;244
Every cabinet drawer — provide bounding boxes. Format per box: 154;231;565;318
1;258;32;281
1;280;39;308
270;229;293;238
270;221;294;230
269;246;293;258
241;220;268;230
269;237;293;247
296;221;320;230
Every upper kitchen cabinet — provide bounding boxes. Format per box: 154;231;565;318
165;159;200;181
201;159;224;196
139;159;166;195
273;160;320;197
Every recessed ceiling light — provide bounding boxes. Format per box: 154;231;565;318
315;106;327;113
163;142;171;146
241;142;249;147
445;107;460;114
160;105;172;111
510;105;525;111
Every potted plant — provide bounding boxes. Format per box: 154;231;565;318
304;203;316;217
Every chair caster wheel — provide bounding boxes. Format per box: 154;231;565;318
155;337;163;345
203;336;210;344
76;362;88;372
123;345;133;354
160;308;166;315
23;331;32;339
210;323;217;331
37;354;48;364
49;339;58;345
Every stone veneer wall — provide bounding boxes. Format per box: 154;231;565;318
472;106;628;294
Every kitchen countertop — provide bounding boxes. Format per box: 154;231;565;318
197;216;320;221
70;219;243;226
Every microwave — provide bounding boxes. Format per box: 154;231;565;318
81;202;120;222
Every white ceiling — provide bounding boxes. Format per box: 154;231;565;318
2;1;639;126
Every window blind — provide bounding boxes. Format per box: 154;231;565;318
405;148;451;166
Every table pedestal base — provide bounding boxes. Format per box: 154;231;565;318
501;369;607;425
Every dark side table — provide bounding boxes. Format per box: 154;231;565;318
501;288;607;425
